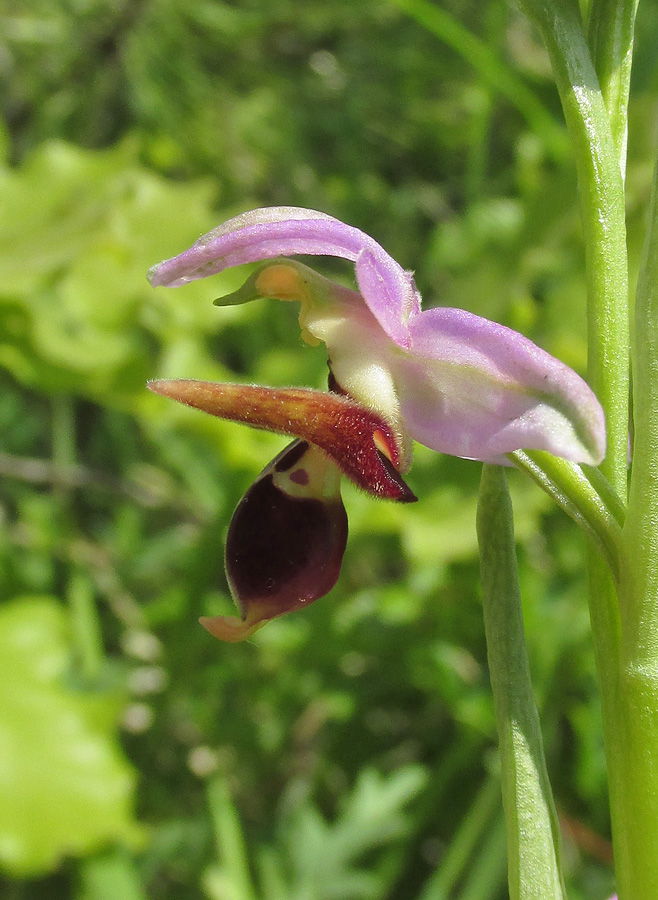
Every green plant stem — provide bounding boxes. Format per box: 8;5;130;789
581;461;627;525
587;0;639;164
613;149;658;899
420;775;500;900
510;450;623;578
477;465;566;900
623;141;658;734
457;813;508;900
519;2;658;897
519;0;629;497
68;571;104;683
53;394;106;681
207;777;257;900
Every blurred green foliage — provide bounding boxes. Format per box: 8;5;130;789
0;597;140;875
2;0;656;897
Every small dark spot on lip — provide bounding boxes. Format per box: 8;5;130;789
289;468;310;485
275;440;309;471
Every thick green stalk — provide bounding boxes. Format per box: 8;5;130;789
587;0;639;164
519;0;629;496
517;3;658;897
615;150;658;899
477;466;566;900
623;137;658;727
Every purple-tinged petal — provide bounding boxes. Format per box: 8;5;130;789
201;440;348;642
147;206;420;345
353;247;418;348
147;379;416;501
394;307;605;464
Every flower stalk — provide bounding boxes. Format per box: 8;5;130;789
587;0;640;166
477;465;566;900
510;450;623;580
515;1;658;896
519;0;629;497
613;147;658;900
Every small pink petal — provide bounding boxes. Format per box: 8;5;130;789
148;207;419;343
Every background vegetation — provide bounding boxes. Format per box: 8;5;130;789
1;1;657;897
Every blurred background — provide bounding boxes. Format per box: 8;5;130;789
1;1;657;898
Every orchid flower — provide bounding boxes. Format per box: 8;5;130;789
147;207;605;641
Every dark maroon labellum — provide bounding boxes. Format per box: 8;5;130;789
199;440;348;641
226;467;347;621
